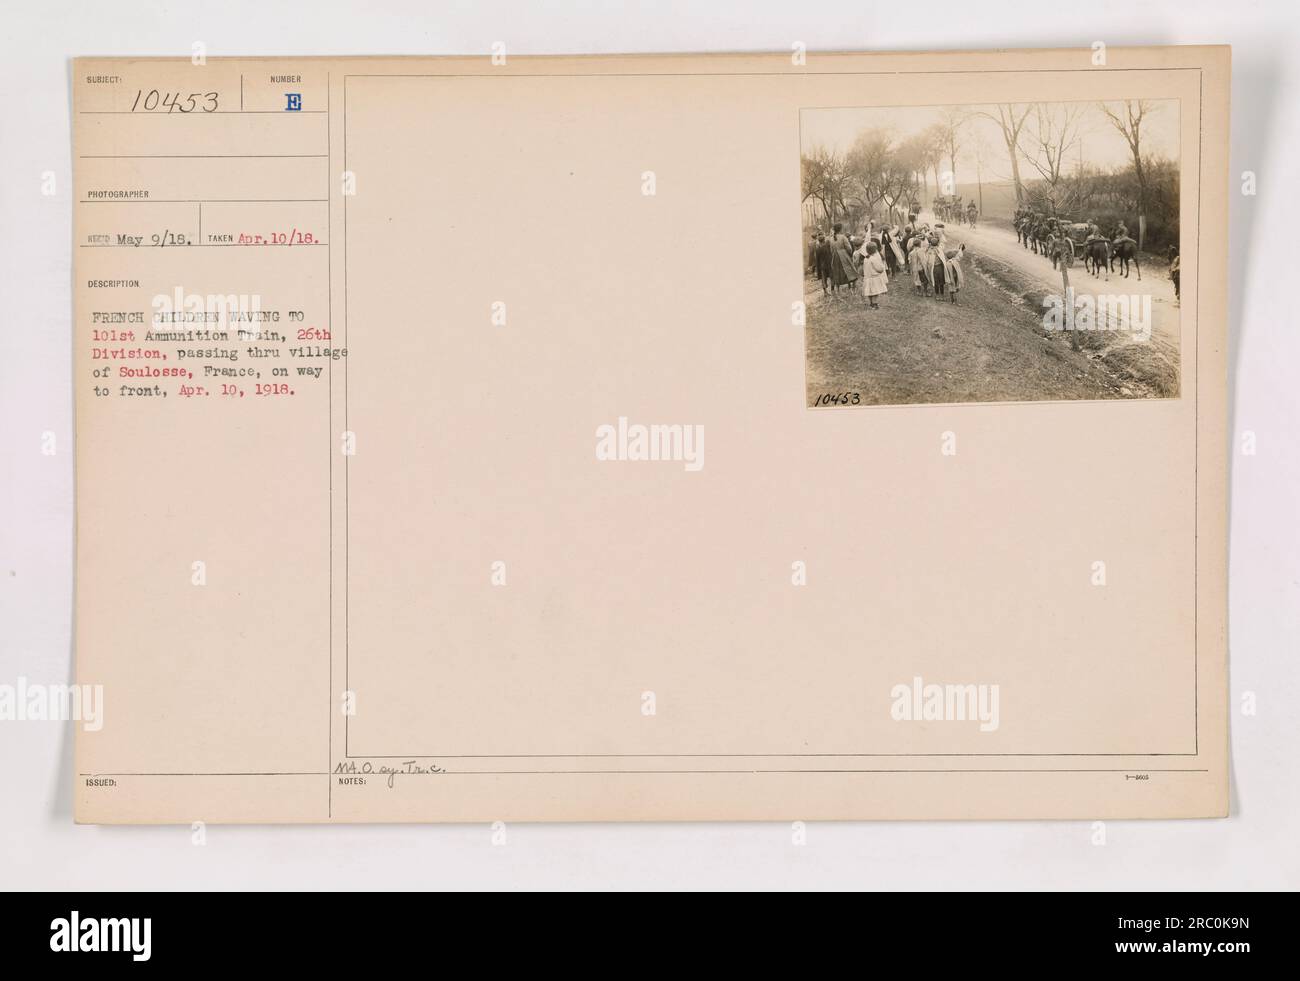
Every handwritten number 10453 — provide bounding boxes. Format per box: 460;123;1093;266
130;90;219;113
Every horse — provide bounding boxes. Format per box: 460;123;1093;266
1083;239;1111;280
1167;245;1180;299
1017;214;1039;250
1110;238;1142;280
1031;220;1054;257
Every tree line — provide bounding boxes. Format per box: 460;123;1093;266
802;101;1175;250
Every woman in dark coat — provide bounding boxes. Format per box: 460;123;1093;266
828;222;859;293
814;233;833;295
927;234;947;297
881;227;900;277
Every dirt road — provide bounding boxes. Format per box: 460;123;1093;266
936;215;1181;365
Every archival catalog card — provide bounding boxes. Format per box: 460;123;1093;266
72;46;1229;823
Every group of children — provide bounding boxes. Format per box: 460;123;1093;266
807;216;967;309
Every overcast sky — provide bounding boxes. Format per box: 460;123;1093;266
800;100;1180;179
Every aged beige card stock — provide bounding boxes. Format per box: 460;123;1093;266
73;47;1229;823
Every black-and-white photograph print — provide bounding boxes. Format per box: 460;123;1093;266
800;100;1181;407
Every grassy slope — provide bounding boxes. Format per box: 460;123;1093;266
804;257;1160;407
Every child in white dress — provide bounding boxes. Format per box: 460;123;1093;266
859;242;888;308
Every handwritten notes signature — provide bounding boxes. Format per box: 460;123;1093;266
334;760;446;789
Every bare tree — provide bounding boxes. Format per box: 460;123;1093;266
885;135;926;223
922;124;947;202
1099;99;1157;248
937;106;968;192
844;129;894;220
800;144;850;224
1021;103;1087;215
968;131;991;214
977;103;1033;204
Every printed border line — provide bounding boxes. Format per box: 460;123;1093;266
327;71;334;818
337;66;1203;768
82;768;1209;777
797;96;1185;410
